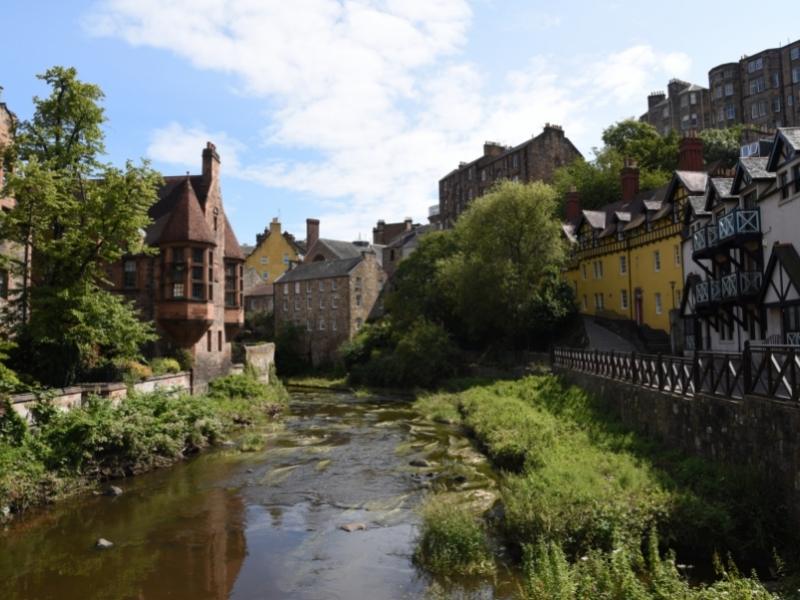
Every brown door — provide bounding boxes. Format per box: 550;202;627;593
634;288;643;326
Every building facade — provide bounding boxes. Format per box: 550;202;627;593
563;137;712;338
0;100;21;328
640;79;711;135
273;252;382;366
107;142;244;389
438;124;582;228
244;217;304;285
681;128;800;352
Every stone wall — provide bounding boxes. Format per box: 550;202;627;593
555;367;800;528
244;343;275;384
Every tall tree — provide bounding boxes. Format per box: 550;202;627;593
0;67;161;386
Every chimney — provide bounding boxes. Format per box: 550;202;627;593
306;218;320;249
269;217;281;236
372;220;385;244
404;217;413;231
483;142;504;157
620;158;640;202
648;91;666;109
565;186;581;222
202;141;220;183
678;131;704;171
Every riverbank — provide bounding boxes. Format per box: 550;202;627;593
412;375;797;598
0;372;288;521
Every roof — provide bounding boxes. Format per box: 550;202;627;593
582;210;606;229
709;177;735;199
739;157;773;180
766;127;800;171
314;238;365;259
760;244;800;303
245;282;274;297
688;196;710;216
275;257;362;283
386;224;432;249
674;171;708;194
223;214;245;260
156;177;216;245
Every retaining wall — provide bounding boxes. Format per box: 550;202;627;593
555;366;800;527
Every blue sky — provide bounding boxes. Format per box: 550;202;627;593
3;1;800;245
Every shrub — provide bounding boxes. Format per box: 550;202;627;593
113;359;152;382
414;497;494;575
149;357;181;376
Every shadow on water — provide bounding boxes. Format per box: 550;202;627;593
0;389;519;600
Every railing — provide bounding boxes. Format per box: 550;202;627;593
692;228;708;254
552;342;800;402
691;208;761;255
694;281;710;305
699;271;762;303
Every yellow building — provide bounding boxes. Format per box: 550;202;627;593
244;218;304;284
563;144;708;336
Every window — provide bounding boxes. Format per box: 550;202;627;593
319;318;326;331
774;97;782;113
261;272;269;281
319;280;325;291
356;294;362;307
793;164;800;194
581;264;587;280
655;292;663;315
480;170;486;182
355;276;362;290
674;245;680;266
306;319;312;332
331;279;337;291
172;283;185;299
653;250;661;272
582;295;588;310
224;262;237;307
594;293;604;310
680;95;688;108
306;281;312;293
593;260;603;279
332;319;337;332
218;330;223;351
294;297;300;311
319;295;326;309
751;100;768;118
260;256;268;265
713;86;722;99
332;295;338;309
780;172;789;199
747;57;763;73
725;104;736;120
512;154;519;169
749;78;765;95
724;83;733;97
283;253;290;265
284;285;289;295
773;72;781;88
662;107;669;118
792;47;800;61
307;296;312;309
619;256;627;274
690;92;697;105
283;299;288;312
620;289;629;310
207;331;212;352
793;67;800;84
123;260;137;288
355;318;363;330
789;94;795;108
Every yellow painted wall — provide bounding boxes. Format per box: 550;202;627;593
629;232;683;332
244;219;300;283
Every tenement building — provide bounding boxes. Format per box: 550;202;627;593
640;79;711;135
680;127;800;352
107;142;245;389
563;134;724;347
0;99;21;327
438;124;582;228
273;250;383;366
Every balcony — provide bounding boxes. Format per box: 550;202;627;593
691;208;761;259
693;270;762;311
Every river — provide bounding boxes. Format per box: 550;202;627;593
0;388;520;599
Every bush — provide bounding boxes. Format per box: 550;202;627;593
113;359;152;382
149;357;181;376
274;323;309;376
414;497;494;575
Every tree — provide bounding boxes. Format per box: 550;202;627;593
699;126;742;166
439;180;575;348
601;119;680;172
0;67;161;386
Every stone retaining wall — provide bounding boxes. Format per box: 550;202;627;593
555;366;800;528
244;343;275;384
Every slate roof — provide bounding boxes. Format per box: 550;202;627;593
245;282;274;297
709;177;735;199
688;196;710;216
781;128;800;152
582;210;606;229
275;257;362;283
739;157;774;180
674;170;708;194
315;239;365;259
156;177;216;245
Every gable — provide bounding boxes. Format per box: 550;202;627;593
762;245;800;306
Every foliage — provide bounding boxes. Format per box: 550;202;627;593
0;371;287;516
601;120;680;172
240;310;275;343
414;496;494;575
523;531;779;600
170;348;195;372
274;322;309;376
1;66;161;386
699;126;743;166
0;341;21;394
149;357;181;376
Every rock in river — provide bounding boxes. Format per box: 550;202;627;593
409;458;430;468
104;486;123;497
95;538;114;550
339;522;367;533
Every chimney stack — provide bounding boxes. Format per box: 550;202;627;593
202;141;220;184
678;131;704;171
269;217;281;236
306;218;320;250
620;158;640;203
565;186;581;222
404;217;413;231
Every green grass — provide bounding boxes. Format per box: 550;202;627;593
0;372;287;518
413;495;495;576
285;375;350;390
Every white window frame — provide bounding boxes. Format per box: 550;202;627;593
619;255;627;274
655;292;663;315
653;250;661;272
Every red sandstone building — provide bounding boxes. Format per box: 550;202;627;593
107;142;244;389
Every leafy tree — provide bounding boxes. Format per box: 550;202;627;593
0;67;161;386
601;119;680;172
439;180;575;348
699;126;742;166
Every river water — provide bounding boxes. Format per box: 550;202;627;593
0;388;519;600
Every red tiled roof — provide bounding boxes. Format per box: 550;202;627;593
158;177;216;245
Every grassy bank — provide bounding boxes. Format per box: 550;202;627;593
413;375;792;597
0;372;288;519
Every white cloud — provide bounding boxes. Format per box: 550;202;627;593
87;1;692;240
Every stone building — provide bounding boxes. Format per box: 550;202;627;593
378;223;431;280
107;142;245;389
0;100;22;328
273;251;382;366
438;124;582;228
243;217;304;286
640;79;711;135
372;218;413;245
643;38;800;135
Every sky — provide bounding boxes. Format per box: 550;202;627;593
3;1;800;245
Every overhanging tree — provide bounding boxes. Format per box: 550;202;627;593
0;67;161;386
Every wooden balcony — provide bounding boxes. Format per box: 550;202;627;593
691;208;761;260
